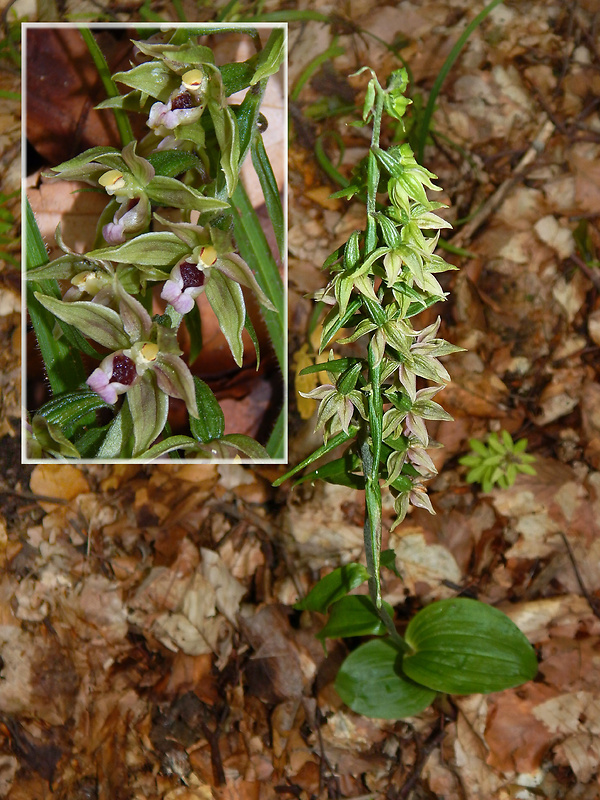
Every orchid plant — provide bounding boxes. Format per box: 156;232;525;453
277;68;537;719
25;25;285;461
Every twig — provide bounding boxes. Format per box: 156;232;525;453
211;500;305;599
450;116;555;248
398;719;446;799
560;531;600;621
0;483;70;506
569;252;600;293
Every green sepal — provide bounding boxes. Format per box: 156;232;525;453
295;563;370;613
112;61;180;103
205;270;245;367
87;232;189;267
147;176;230;212
127;372;169;456
33;292;129;351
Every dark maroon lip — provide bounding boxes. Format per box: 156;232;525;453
109;354;137;385
171;91;194;110
179;260;206;289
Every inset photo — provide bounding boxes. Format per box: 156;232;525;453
23;22;286;463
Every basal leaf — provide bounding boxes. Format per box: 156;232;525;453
402;597;538;695
335;638;436;719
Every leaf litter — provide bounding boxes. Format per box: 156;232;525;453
3;0;600;797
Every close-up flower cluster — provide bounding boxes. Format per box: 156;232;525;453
26;25;285;461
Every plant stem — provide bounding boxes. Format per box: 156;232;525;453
365;90;383;255
361;93;386;611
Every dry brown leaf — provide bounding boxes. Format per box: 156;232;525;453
29;464;90;511
484;683;559;773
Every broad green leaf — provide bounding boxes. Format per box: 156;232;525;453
335;638;436;719
295;563;370;613
402;597;538;695
135;435;202;460
190;377;225;443
34;390;112;437
317;595;393;641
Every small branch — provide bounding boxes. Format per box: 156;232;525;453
450;116;555;248
398;719;446;799
560;531;600;621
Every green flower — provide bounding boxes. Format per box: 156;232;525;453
47;141;228;245
300;382;368;440
34;281;198;421
382;385;453;447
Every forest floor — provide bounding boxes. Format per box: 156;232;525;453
2;0;600;798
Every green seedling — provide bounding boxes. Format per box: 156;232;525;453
459;430;537;491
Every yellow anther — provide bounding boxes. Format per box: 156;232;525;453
98;170;126;191
140;342;159;362
182;69;204;90
199;245;218;267
71;271;92;287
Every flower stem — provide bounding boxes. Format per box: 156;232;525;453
361;94;385;611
